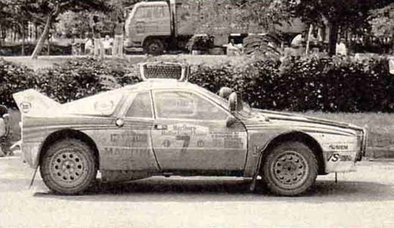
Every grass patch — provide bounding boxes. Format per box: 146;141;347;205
304;112;394;149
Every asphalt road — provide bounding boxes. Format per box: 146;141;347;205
0;157;393;228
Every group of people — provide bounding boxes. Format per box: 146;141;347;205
72;17;125;58
288;33;348;57
91;19;125;59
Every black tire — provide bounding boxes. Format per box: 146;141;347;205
143;39;165;55
40;139;97;195
261;141;318;196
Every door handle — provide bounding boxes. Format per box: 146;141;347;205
154;124;167;130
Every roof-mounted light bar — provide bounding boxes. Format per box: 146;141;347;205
139;62;190;82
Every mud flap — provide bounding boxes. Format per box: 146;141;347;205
29;165;39;189
249;152;264;192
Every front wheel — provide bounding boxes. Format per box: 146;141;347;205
40;139;97;195
261;141;318;196
143;39;165;55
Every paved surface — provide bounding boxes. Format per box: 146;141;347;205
0;157;393;228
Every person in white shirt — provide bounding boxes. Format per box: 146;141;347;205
336;38;348;56
103;35;113;55
291;33;305;56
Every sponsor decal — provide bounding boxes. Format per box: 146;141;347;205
161;124;209;136
94;100;115;112
162;139;171;148
197;140;205;147
110;133;148;144
328;144;349;151
104;147;148;157
158;123;245;150
20;102;32;113
327;152;353;162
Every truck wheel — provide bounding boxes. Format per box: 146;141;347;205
262;141;318;196
40;139;97;195
143;39;164;55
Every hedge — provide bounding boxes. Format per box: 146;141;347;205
1;56;393;112
190;56;393;112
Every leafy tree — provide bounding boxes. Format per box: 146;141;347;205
288;0;393;55
0;0;31;54
196;0;291;34
55;0;139;39
18;0;111;59
369;3;394;37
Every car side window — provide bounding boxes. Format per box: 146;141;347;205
154;91;227;120
125;92;153;118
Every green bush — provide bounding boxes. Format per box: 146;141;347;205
0;58;141;107
278;56;393;112
36;58;142;103
1;56;393;113
190;55;393;112
0;58;36;107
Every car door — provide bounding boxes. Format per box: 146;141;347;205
100;91;159;172
151;90;247;172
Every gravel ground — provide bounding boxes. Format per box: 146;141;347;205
0;157;393;228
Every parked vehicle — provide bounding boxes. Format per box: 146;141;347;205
14;63;367;196
125;0;257;54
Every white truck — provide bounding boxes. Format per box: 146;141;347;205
124;0;255;55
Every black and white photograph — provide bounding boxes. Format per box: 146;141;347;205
0;0;394;227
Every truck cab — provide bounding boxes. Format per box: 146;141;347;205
125;0;200;55
125;1;172;54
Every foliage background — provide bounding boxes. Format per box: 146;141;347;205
1;56;393;113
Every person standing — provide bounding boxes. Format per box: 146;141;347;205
92;15;104;60
113;19;124;57
291;33;305;57
336;38;348;56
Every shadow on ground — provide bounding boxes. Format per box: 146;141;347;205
33;178;394;203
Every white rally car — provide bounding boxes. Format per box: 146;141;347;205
14;63;367;196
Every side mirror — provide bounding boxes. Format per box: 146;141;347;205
218;87;233;100
228;92;239;112
226;116;238;128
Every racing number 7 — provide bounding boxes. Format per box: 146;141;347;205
176;135;190;154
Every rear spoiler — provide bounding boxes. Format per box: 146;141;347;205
13;89;61;116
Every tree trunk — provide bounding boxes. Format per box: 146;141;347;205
17;22;26;56
47;37;50;56
305;24;313;55
328;22;338;56
31;13;55;59
21;27;25;56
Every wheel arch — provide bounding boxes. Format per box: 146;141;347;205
261;131;326;175
39;129;100;168
142;36;169;48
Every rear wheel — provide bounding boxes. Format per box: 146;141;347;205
40;139;97;195
143;39;165;55
261;141;318;196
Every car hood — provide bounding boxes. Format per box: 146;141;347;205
241;109;364;135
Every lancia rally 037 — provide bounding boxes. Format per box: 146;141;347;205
13;63;367;196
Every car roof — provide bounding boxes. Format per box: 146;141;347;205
124;79;203;92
